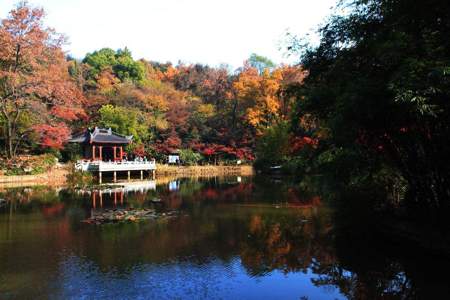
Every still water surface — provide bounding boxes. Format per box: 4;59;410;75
0;176;449;299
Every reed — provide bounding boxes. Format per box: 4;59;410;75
156;164;253;176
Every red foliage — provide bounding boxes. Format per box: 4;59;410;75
133;144;146;157
32;123;71;149
51;106;86;121
155;130;182;154
202;146;216;156
289;136;319;154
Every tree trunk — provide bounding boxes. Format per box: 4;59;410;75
231;99;238;131
6;118;14;158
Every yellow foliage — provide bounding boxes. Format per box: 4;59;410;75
197;103;215;118
233;66;285;133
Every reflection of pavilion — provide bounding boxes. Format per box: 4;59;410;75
168;180;179;191
79;181;157;208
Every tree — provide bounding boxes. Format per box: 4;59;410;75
233;65;283;134
255;121;291;169
248;53;275;74
83;47;145;83
0;2;84;157
179;149;202;165
290;0;450;217
98;105;151;143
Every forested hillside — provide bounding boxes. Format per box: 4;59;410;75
0;2;306;165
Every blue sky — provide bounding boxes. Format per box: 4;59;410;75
1;0;337;68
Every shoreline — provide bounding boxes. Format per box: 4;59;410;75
0;164;253;188
0;167;69;188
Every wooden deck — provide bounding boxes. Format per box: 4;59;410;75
75;160;156;172
75;160;157;184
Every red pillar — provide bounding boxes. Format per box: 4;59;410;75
113;146;117;161
120;147;123;161
92;191;96;209
99;146;103;161
92;145;96;161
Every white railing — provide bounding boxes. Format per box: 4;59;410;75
75;159;156;172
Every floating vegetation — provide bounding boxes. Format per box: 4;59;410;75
82;208;179;225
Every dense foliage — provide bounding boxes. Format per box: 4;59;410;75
287;0;450;217
0;2;306;166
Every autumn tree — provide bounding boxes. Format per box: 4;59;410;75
233;65;282;133
0;2;84;157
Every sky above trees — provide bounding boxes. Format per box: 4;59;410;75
0;0;336;68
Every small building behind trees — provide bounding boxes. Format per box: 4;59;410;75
168;151;180;165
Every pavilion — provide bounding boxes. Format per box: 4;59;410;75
68;127;156;183
69;127;132;161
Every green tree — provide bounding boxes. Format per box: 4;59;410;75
290;0;450;217
98;105;151;143
179;149;202;165
248;53;275;74
83;48;145;83
255;121;290;170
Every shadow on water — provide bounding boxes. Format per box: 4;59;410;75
0;175;449;299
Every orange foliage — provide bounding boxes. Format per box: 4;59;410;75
96;68;120;94
233;65;306;134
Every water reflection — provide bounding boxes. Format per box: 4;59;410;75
0;176;449;299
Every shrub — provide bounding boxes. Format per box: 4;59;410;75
255;121;290;171
60;143;82;162
66;163;93;188
179;149;202;166
1;154;57;176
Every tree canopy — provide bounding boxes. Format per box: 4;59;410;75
0;2;84;157
288;0;450;217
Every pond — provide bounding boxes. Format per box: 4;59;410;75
0;176;449;299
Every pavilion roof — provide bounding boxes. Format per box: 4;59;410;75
69;127;132;144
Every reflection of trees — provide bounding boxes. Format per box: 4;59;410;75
305;192;450;300
235;181;450;299
239;206;335;276
0;187;62;214
1;179;450;298
310;256;418;299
